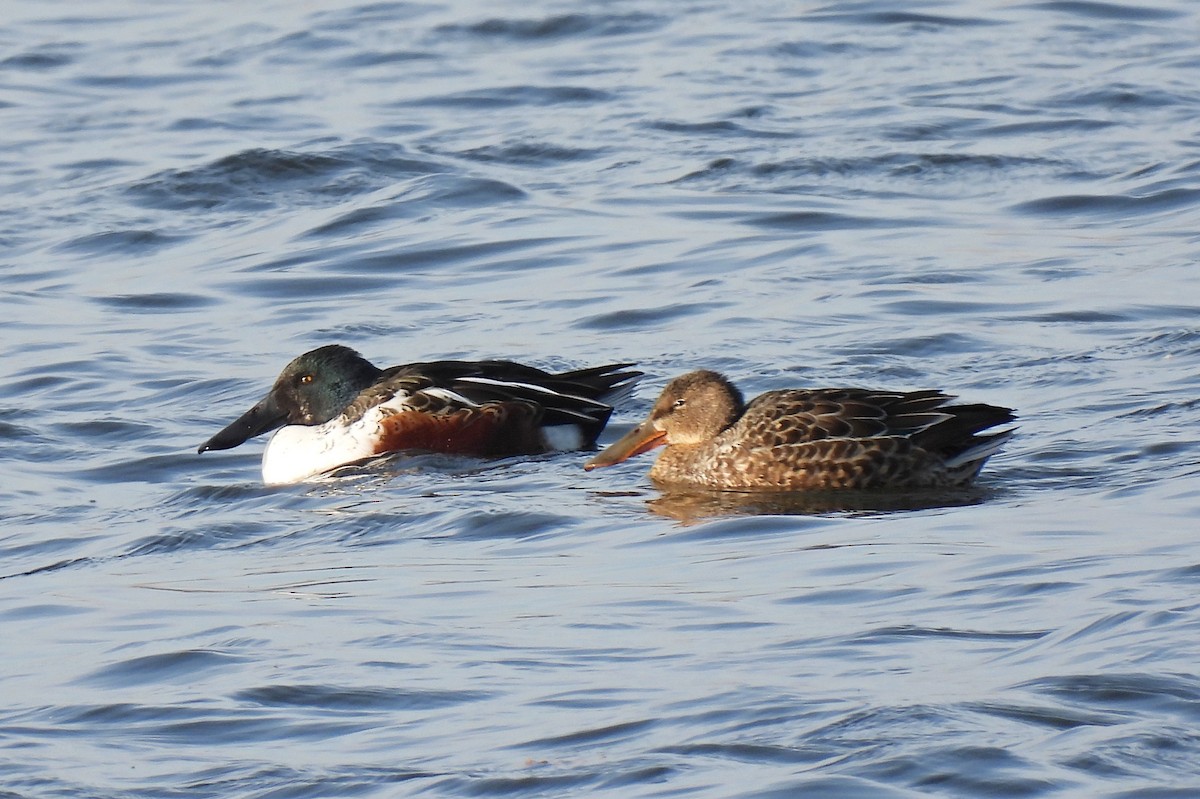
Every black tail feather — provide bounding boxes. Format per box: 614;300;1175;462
915;402;1017;460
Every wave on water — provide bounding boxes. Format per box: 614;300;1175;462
124;144;445;213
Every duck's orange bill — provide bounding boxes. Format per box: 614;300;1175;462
583;424;667;470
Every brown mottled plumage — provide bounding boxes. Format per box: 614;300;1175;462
584;370;1016;491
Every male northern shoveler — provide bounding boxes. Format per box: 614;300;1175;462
199;345;641;485
584;370;1015;491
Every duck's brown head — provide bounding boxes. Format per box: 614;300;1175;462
583;370;744;469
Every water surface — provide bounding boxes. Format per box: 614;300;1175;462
3;0;1200;796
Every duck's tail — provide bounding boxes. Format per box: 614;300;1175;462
918;402;1017;482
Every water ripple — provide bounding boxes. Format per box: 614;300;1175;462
411;85;613;108
81;649;246;688
1012;186;1200;219
1023;1;1187;21
125;144;441;212
436;12;663;41
238;684;490;711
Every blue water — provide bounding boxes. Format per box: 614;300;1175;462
4;0;1200;796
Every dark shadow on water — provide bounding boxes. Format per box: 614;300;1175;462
644;485;992;524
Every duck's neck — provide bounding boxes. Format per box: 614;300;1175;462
649;441;717;486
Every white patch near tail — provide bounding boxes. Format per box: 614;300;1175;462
541;424;586;452
943;429;1017;471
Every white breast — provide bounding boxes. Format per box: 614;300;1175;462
260;405;391;485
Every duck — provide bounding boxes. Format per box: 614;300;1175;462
584;370;1015;491
199;345;641;485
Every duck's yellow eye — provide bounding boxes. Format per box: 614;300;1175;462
300;374;314;385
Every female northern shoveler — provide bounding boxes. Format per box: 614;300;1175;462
199;345;640;485
584;370;1015;491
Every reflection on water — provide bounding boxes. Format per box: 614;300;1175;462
644;485;992;523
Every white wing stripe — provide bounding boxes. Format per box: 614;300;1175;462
455;376;610;409
418;387;481;407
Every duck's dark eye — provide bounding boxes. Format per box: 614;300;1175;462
673;398;686;409
299;374;314;385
